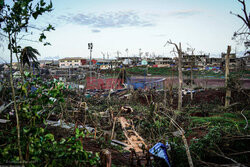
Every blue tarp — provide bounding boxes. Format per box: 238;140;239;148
131;82;145;89
31;86;37;93
205;67;221;70
149;142;171;167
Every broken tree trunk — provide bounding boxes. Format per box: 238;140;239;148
181;132;194;167
163;80;167;107
178;42;183;111
190;67;193;100
170;68;174;106
111;117;117;140
100;149;112;167
160;111;194;167
190;51;195;101
225;46;231;107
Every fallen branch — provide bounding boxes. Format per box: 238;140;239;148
229;151;250;156
159;110;194;167
111;117;117;140
211;150;246;167
223;135;250;140
240;109;248;129
214;144;239;164
0;101;14;114
210;144;247;167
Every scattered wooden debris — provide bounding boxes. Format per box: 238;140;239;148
117;116;147;152
46;119;95;133
121;106;133;113
0;119;11;123
0;102;14;114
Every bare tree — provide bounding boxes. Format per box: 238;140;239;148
166;40;183;111
231;0;249;50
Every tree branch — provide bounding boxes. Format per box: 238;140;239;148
167;39;179;52
238;0;249;28
229;151;250;156
240;109;248;129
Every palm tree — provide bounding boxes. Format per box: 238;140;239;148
20;46;40;69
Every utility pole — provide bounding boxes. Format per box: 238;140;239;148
125;48;128;58
88;43;93;83
139;48;141;59
116;51;120;58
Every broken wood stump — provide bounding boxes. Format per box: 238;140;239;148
100;149;111;167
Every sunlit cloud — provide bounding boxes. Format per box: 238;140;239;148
169;9;201;18
91;29;101;33
58;11;155;28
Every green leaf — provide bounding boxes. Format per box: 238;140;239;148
44;24;55;31
22;85;27;95
23;127;30;133
40;0;46;6
11;37;15;44
60;138;66;144
32;12;39;19
24;71;30;77
45;133;54;141
75;128;80;136
39;33;46;42
44;42;51;46
0;0;4;9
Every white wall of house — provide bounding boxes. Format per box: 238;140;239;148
59;59;81;68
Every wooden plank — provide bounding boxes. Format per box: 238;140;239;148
0;119;11;123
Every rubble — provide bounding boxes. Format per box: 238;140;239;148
46;119;95;133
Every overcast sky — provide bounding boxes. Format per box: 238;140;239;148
1;0;249;62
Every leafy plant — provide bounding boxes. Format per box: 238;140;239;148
0;76;100;166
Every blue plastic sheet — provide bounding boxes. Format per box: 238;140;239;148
149;142;171;167
31;86;37;93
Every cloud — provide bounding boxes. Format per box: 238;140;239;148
91;29;101;33
58;11;155;28
155;34;167;37
40;56;61;60
169;10;201;18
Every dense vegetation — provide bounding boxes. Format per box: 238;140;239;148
1;74;249;166
0;74;100;166
0;0;249;166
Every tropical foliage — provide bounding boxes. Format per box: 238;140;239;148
20;46;40;69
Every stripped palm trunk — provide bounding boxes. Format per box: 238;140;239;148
225;46;231;107
178;42;183;111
